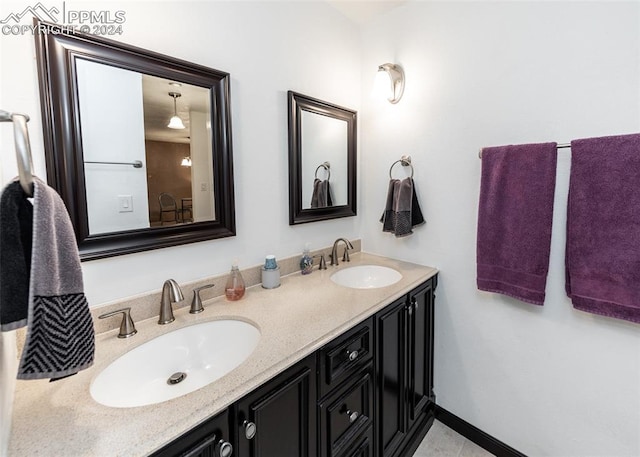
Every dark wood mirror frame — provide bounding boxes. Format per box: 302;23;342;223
287;91;357;225
34;20;235;260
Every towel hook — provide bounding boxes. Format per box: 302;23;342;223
389;155;414;179
314;161;331;180
1;109;34;196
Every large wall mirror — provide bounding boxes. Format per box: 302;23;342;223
288;91;357;224
34;21;235;260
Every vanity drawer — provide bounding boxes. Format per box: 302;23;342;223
343;430;373;457
150;408;231;457
318;364;373;457
319;317;373;397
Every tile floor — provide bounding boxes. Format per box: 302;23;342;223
413;420;496;457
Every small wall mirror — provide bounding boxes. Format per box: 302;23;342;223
34;21;235;260
288;91;357;225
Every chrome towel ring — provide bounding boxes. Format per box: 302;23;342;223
389;155;414;179
315;161;331;180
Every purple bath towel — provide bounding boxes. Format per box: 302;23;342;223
477;142;558;305
566;133;640;323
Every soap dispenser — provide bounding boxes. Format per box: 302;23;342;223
300;244;313;275
262;255;281;289
225;261;246;301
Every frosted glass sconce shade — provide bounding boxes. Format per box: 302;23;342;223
375;63;405;104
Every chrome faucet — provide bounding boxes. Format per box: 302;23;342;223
330;238;354;266
159;279;184;324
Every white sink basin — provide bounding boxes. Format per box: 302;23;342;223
331;265;402;289
90;319;260;408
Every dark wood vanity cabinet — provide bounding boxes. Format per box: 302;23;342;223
150;408;233;457
376;279;436;457
235;354;317;457
317;318;374;457
151;275;436;457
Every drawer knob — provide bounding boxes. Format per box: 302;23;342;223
243;420;257;440
217;440;233;457
346;349;359;361
345;409;359;423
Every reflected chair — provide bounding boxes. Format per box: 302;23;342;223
181;198;193;222
159;192;188;225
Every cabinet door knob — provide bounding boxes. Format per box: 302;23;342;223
345;409;359;423
217;439;233;457
346;349;359;361
243;420;257;440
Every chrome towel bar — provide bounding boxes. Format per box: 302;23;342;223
85;160;143;168
478;143;571;158
0;109;34;196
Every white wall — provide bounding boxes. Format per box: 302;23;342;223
0;332;16;456
3;1;640;456
360;2;640;456
0;5;35;453
189;110;215;222
0;0;363;306
0;1;362;451
77;59;150;234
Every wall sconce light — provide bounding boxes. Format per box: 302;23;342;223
375;63;405;104
180;156;192;167
167;92;186;129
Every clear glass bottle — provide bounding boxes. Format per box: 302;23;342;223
300;245;313;275
225;262;246;301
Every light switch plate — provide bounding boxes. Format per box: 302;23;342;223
118;195;133;213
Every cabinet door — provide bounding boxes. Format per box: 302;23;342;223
235;355;317;457
318;364;373;457
375;297;407;457
406;280;435;430
150;409;233;457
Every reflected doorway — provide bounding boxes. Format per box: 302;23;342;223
146;140;192;226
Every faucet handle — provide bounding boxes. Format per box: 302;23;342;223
342;248;351;262
98;307;137;338
313;254;327;270
190;284;214;314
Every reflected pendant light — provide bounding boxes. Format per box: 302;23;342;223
181;157;192;167
168;92;186;129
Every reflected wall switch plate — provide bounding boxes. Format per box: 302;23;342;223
200;183;207;192
118;195;133;213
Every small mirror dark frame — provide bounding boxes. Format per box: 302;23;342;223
288;91;357;225
34;20;235;260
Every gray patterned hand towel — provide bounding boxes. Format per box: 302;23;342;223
380;177;425;237
310;178;333;208
2;178;94;380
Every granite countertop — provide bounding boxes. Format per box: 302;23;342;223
8;252;437;456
